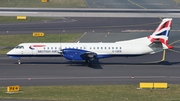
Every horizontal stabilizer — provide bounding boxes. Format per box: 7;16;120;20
148;41;163;48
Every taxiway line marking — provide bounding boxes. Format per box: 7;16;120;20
128;0;147;9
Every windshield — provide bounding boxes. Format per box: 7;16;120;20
15;46;24;49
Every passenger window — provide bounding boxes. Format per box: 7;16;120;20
47;47;49;49
105;47;106;49
108;47;110;49
93;47;95;49
97;47;99;49
101;47;103;49
116;47;118;49
112;47;114;49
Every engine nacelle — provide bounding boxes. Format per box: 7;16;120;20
62;49;90;60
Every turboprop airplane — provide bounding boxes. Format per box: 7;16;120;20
7;18;173;66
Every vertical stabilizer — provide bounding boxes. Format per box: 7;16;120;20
148;18;173;49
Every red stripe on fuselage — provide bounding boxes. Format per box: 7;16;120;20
32;45;46;47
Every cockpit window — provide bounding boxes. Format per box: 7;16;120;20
15;46;19;49
15;46;24;49
20;46;24;49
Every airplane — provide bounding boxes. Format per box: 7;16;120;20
7;18;173;66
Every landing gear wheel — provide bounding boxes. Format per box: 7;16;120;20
85;60;91;67
18;59;21;64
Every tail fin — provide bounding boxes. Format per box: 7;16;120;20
148;18;173;49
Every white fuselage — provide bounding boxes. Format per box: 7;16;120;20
7;37;162;58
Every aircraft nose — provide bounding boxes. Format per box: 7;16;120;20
7;50;12;55
7;51;10;55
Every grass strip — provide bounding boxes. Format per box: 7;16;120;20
0;0;87;8
0;16;62;23
0;33;82;54
174;0;180;4
0;85;180;101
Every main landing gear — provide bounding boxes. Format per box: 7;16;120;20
85;60;91;67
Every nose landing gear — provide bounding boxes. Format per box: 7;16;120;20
18;59;21;64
